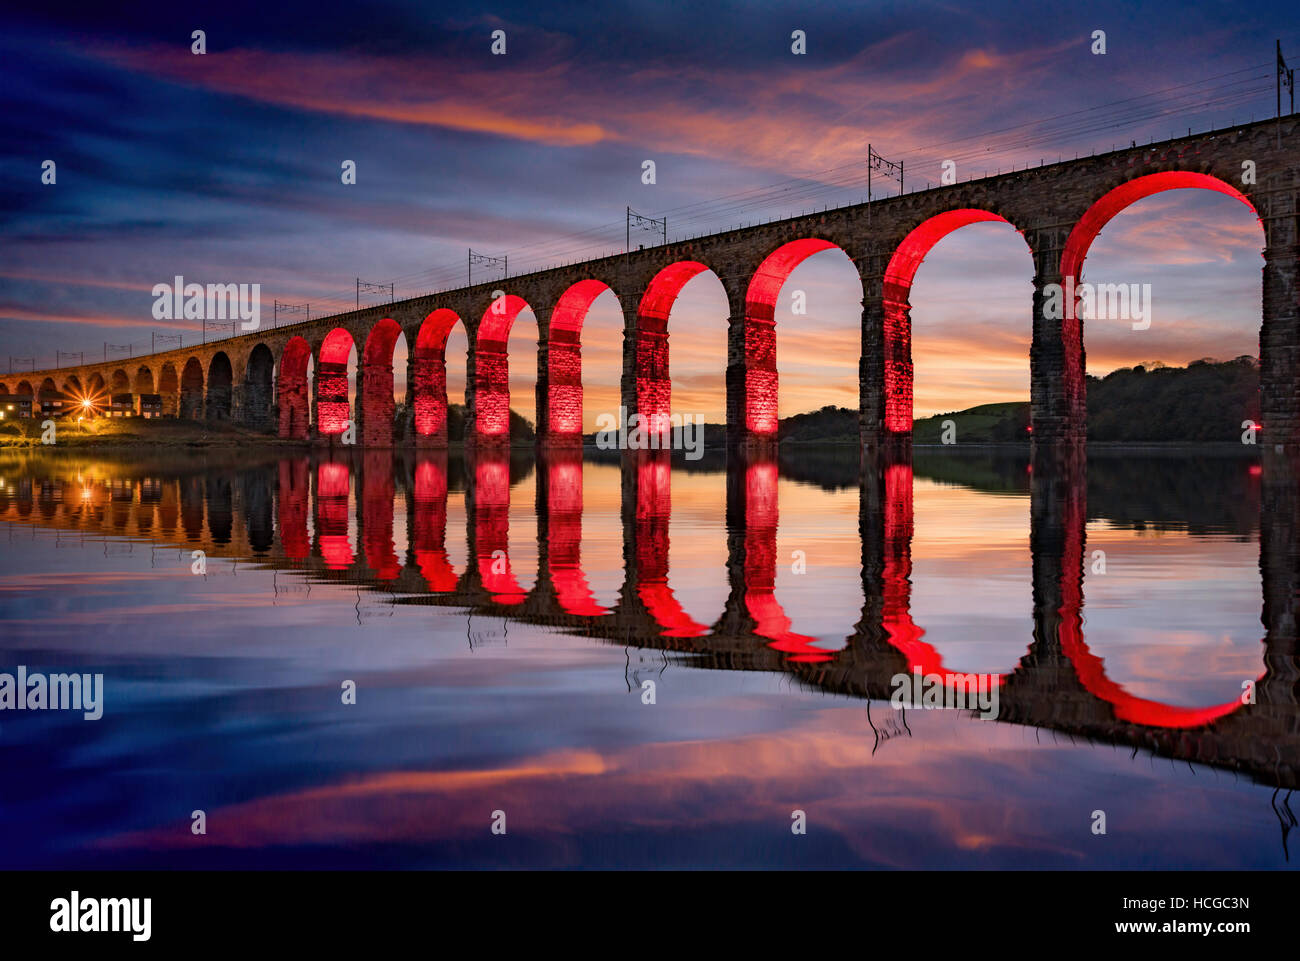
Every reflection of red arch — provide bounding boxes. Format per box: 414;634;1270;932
880;458;1251;725
413;453;458;591
744;239;842;435
317;329;354;435
549;279;612;439
636;262;712;435
361;319;404;447
277;458;311;560
545;452;607;615
634;454;708;637
361;452;400;580
1057;173;1261;439
880;460;1008;686
1051;477;1250;728
473;452;526;603
742;459;827;661
278;337;312;439
315;460;352;570
414;309;462;442
475;295;531;438
883;210;1014;435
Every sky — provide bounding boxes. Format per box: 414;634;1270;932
1;1;1293;427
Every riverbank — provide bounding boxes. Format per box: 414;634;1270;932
0;416;305;449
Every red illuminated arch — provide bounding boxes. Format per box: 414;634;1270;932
882;209;1012;434
278;337;312;439
474;294;531;439
1062;172;1258;283
1057;173;1261;437
636;262;712;434
743;238;841;435
413;309;462;444
361;318;404;447
317;328;355;436
548;279;614;441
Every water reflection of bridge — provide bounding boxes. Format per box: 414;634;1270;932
3;448;1298;794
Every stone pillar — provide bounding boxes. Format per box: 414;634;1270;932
1260;448;1300;673
411;331;448;449
1029;232;1086;452
859;275;885;453
358;360;396;447
619;303;640;424
729;308;779;453
161;385;179;418
725;312;747;449
465;320;512;450
277;361;309;440
313;351;350;443
1261;241;1300;453
399;339;420;447
534;306;581;448
860;272;912;455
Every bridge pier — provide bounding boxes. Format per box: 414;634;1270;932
1262;240;1300;453
1030;235;1087;450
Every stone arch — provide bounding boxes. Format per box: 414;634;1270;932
742;238;857;438
0;383;7;396
316;328;355;436
277;337;312;439
206;352;233;420
61;374;82;398
881;209;1021;436
180;357;204;419
87;372;106;401
473;294;532;441
635;261;727;434
133;366;154;395
413;308;464;446
38;377;58;399
16;380;34;398
1057;172;1263;444
361;318;405;447
546;279;615;443
110;369;130;394
244;343;275;430
158;363;179;416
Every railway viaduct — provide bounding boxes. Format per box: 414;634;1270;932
3;117;1298;453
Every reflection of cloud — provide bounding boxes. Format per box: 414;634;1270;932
96;713;1086;867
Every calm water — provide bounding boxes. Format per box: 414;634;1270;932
0;445;1296;869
